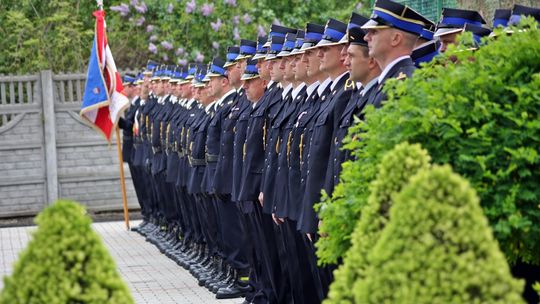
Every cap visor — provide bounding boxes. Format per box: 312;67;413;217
360;19;390;30
434;27;463;37
252;53;267;60
235;54;253;60
241;74;260;81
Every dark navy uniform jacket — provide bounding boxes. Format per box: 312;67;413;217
151;95;172;175
287;83;325;222
202;90;238;194
367;57;416;109
165;100;184;184
214;90;247;195
298;73;353;234
231;98;252;202
134;95;157;168
186;106;212;195
176;100;200;189
324;78;378;196
260;86;288;215
238;82;281;202
273;86;307;219
118;97;140;164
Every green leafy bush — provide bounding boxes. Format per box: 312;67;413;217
354;165;524;303
317;19;540;265
324;142;431;304
0;0;368;73
0;200;133;304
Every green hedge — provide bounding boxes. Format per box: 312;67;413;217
0;200;133;304
325;142;431;304
355;165;524;303
317;18;540;266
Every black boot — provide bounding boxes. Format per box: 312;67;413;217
215;268;251;299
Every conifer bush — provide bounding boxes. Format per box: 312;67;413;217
324;142;431;304
354;165;524;303
0;200;133;304
317;19;540;265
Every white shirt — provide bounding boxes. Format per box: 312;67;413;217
266;81;275;89
306;81;320;98
205;100;216;113
281;83;293;99
330;71;349;91
217;89;236;106
292;83;306;100
317;77;332;97
361;77;378;97
378;55;411;84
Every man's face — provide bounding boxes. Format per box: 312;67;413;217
227;60;243;87
163;80;172;94
302;49;321;79
439;32;459;53
317;45;342;73
364;28;393;60
279;56;295;82
208;76;223;98
243;77;266;102
123;84;134;98
153;80;164;95
269;58;284;82
346;44;371;82
292;54;308;82
256;59;271;81
133;84;141;96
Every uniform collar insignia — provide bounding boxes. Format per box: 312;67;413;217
396;72;407;80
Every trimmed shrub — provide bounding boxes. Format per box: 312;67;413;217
324;142;431;304
317;18;540;265
0;200;133;304
354;165;524;303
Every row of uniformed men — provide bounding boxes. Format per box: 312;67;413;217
119;1;540;303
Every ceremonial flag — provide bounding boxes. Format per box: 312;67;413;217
80;9;129;141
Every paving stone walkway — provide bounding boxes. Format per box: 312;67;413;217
0;221;238;304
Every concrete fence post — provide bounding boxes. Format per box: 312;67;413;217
40;70;59;204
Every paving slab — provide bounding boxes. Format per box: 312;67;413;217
0;221;239;304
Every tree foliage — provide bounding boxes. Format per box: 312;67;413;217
354;165;524;303
0;200;133;304
324;142;431;304
317;19;540;265
0;0;368;73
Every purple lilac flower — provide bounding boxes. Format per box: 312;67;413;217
148;43;157;54
111;3;130;17
272;18;282;26
242;13;252;25
162;54;169;62
167;3;174;13
224;0;237;7
175;48;185;56
233;15;240;26
130;0;139;6
149;35;158;42
257;25;266;37
233;27;240;40
178;59;188;66
134;16;145;26
212;42;220;49
211;18;223;31
146;24;154;32
201;3;214;17
185;0;196;14
195;52;205;63
134;2;147;13
161;41;173;50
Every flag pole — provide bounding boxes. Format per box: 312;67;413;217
95;0;130;230
115;127;131;230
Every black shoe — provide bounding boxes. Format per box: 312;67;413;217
215;284;247;299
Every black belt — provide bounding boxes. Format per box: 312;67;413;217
189;156;206;166
205;153;219;163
